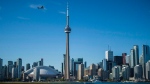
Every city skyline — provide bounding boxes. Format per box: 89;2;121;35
0;0;150;71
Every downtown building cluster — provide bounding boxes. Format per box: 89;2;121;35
0;58;44;81
61;45;150;81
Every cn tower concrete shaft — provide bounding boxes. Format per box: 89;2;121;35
64;3;71;80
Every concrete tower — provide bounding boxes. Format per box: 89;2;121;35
64;3;71;80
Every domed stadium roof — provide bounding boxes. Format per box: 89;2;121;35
24;66;59;77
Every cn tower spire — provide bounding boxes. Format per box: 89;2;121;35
65;2;71;33
64;2;71;80
67;2;69;26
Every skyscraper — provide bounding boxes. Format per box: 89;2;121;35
105;50;113;61
0;58;2;80
12;67;17;79
17;58;22;78
63;54;66;76
78;63;84;80
113;56;123;65
38;61;41;66
26;63;30;71
122;65;130;80
130;49;135;68
134;65;143;80
122;53;127;65
73;58;83;78
133;45;139;65
71;58;74;75
126;55;130;65
84;61;87;68
41;58;43;66
7;61;13;79
61;62;63;76
146;60;150;80
142;45;150;79
103;59;107;71
64;3;71;80
112;66;120;81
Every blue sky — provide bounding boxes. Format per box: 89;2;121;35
0;0;150;71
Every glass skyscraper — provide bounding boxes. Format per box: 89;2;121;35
142;45;150;79
133;45;139;66
17;58;22;78
105;50;113;61
130;49;135;68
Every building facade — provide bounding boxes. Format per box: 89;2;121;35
17;58;22;78
142;45;150;79
122;65;130;80
78;63;84;80
133;45;139;66
122;53;127;65
146;60;150;80
0;58;2;80
130;49;135;68
112;66;120;81
134;65;143;80
105;50;113;61
26;63;30;71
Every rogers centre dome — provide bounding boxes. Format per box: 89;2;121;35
24;66;59;78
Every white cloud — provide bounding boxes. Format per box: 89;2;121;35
59;11;66;14
17;16;30;20
29;4;40;9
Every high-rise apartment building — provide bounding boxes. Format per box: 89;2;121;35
146;60;150;80
103;59;107;71
26;63;30;71
139;55;143;65
78;63;84;80
134;65;143;80
7;61;13;78
12;67;17;79
89;64;96;76
122;65;130;80
130;49;135;68
14;61;17;67
112;66;120;81
73;58;83;78
17;58;22;78
32;62;38;68
105;50;113;61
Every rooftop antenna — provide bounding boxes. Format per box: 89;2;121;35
108;45;109;50
66;2;69;26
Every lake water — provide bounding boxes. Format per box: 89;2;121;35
48;82;150;84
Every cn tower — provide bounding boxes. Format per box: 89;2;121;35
64;3;71;80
